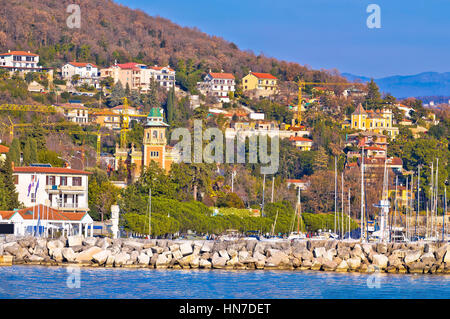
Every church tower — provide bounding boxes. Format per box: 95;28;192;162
143;107;170;170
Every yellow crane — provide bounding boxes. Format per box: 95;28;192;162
294;80;362;127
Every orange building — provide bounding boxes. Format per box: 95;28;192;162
115;107;178;183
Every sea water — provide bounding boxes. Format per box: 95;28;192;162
0;266;449;299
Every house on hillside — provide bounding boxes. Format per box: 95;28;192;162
0;50;42;73
242;72;278;97
197;71;236;103
62;62;99;87
100;62;175;92
351;103;399;139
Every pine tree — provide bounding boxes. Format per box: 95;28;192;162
125;82;131;96
0;155;20;209
30;139;38;164
108;82;125;107
166;86;175;124
9;138;21;166
365;79;382;109
22;138;32;165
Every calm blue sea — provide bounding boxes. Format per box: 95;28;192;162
0;266;449;299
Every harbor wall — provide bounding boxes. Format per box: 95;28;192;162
1;235;449;274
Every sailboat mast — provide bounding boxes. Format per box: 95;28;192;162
348;188;351;239
335;156;337;235
341;172;344;238
435;159;439;239
360;147;365;242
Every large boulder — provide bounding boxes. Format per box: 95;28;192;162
336;260;349;272
388;255;402;268
137;253;150;265
4;242;20;256
155;254;170;268
421;252;436;265
219;250;230;260
408;261;426;274
51;248;63;263
151;246;164;254
347;257;361;270
62;248;77;263
362;244;374;256
337;247;350;260
67;236;83;247
114;252;130;267
313;247;326;258
376;243;388;254
199;258;212;269
47;240;64;251
201;242;214;253
212;253;228;269
180;243;193;256
293;248;313;261
75;246;103;263
123;241;144;251
92;250;111;265
404;250;422;264
28;255;44;263
18;237;36;249
83;237;97;247
265;250;290;267
372;254;389;269
321;259;338;271
105;255;115;267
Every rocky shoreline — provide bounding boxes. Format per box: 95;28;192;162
1;235;449;274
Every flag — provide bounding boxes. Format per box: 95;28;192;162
34;178;40;196
27;175;35;197
35;206;41;237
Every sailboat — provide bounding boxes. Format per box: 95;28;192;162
288;186;306;240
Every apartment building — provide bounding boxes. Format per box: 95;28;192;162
0;50;42;73
13;165;91;214
242;72;278;97
62;62;99;86
197;72;235;103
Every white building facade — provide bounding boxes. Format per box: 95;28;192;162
62;62;99;85
198;72;235;103
0;50;42;73
13;166;91;214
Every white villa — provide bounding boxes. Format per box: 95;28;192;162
13;166;91;214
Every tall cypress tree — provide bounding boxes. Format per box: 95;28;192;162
22;138;32;165
30;138;38;164
1;155;20;209
8;138;21;166
166;86;175;124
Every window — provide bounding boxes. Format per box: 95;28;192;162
14;175;18;185
31;193;36;203
46;176;56;186
60;176;67;186
73;177;82;186
153;131;158;138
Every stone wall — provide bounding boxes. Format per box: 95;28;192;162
1;235;449;274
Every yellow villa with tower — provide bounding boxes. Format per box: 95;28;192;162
350;103;399;139
115;107;178;183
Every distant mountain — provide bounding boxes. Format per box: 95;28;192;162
342;72;450;99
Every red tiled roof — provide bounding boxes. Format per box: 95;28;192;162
0;145;9;153
13;167;92;175
364;146;385;151
0;51;39;57
149;66;175;72
286;179;308;184
0;211;16;220
289;136;313;142
1;205;89;221
289;126;307;131
68;62;98;68
250;72;277;80
117;62;143;70
209;72;235;79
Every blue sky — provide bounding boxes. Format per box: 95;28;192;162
117;0;450;78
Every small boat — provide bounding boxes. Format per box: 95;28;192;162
288;232;306;240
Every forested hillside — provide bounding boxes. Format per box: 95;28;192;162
0;0;346;83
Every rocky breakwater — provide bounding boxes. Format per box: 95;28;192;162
1;235;450;274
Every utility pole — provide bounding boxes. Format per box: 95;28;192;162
148;188;152;238
261;174;266;216
271;176;275;203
